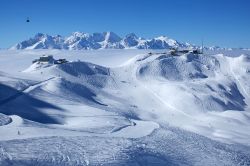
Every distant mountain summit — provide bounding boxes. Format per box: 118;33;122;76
11;32;194;50
13;33;65;49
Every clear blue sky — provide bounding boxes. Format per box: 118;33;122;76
0;0;249;48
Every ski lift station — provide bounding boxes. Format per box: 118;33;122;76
32;55;68;64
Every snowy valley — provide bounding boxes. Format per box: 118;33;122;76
0;48;250;165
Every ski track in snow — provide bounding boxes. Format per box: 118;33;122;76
0;77;56;106
0;49;250;165
0;128;250;166
140;82;194;118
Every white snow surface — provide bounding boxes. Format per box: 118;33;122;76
0;49;250;165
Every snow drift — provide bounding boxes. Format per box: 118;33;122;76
126;53;249;112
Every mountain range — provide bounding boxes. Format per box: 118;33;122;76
11;32;195;50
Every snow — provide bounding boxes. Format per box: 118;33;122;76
0;114;11;126
0;49;250;165
10;32;190;50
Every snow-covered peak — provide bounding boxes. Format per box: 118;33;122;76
11;32;195;50
123;33;139;47
65;32;90;41
154;36;178;47
103;31;122;43
34;33;47;39
125;33;138;39
10;33;64;50
154;35;169;40
33;33;62;42
71;32;89;38
90;33;105;42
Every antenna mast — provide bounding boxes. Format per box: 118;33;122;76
202;38;204;54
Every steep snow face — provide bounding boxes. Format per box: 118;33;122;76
11;33;65;50
90;32;105;42
23;61;113;106
100;31;124;49
64;31;124;49
149;36;179;49
64;32;89;45
11;32;190;50
143;38;173;49
103;31;122;43
136;36;185;49
64;32;102;50
122;33;139;47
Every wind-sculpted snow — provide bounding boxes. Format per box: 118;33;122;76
0;82;64;124
25;61;113;104
125;53;247;113
0;50;250;165
57;61;109;77
137;53;220;81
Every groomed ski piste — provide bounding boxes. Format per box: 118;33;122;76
0;49;250;165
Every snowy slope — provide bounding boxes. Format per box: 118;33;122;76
0;49;250;165
111;52;250;144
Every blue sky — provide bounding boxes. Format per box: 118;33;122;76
0;0;249;48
